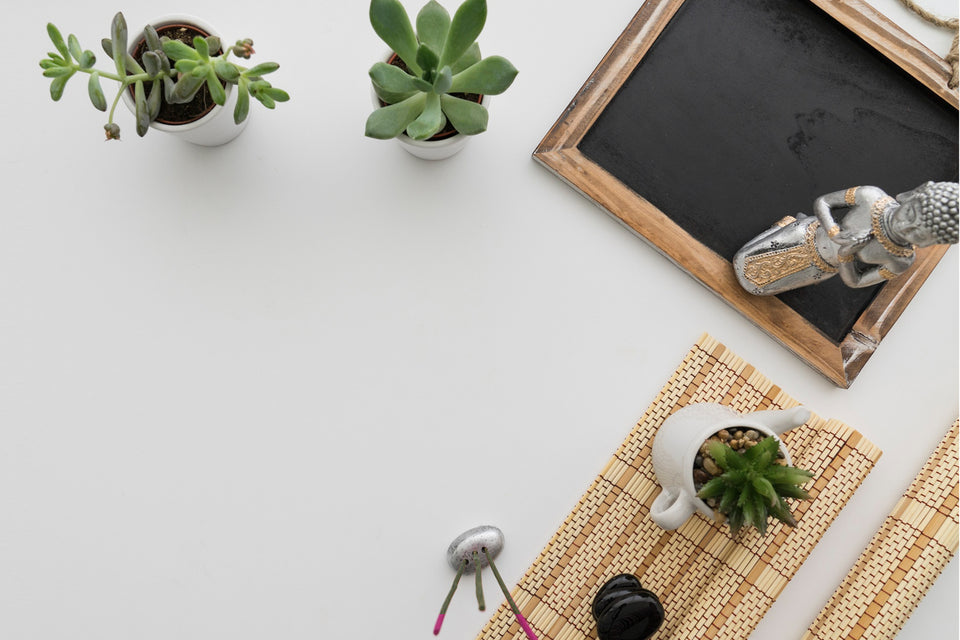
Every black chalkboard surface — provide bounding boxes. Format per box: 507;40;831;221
578;0;958;343
534;0;958;386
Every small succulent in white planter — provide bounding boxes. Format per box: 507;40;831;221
366;0;518;158
40;12;288;143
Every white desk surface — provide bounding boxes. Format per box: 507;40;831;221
3;0;957;638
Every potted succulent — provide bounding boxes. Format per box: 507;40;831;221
650;404;814;535
365;0;518;159
39;12;288;145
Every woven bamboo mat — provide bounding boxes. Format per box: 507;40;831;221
802;420;959;640
475;334;882;640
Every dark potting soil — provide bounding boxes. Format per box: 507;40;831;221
130;23;225;125
385;54;482;140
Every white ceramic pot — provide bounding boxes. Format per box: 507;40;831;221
650;403;810;530
122;15;248;146
370;72;488;161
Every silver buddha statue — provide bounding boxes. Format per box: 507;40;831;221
733;181;959;295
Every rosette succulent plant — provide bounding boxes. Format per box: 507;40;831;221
365;0;518;141
39;12;288;140
697;435;813;535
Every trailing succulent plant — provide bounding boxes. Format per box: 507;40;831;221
366;0;518;141
39;12;288;140
696;435;813;536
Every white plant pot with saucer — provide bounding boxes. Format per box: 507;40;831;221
122;14;248;146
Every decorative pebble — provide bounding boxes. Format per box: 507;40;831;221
592;574;665;640
702;457;720;476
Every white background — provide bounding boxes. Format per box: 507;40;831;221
2;0;957;638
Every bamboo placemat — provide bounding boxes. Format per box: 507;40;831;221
802;420;959;640
475;334;882;640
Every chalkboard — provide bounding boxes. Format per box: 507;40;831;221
534;0;958;387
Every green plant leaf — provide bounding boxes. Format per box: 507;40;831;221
370;0;421;74
134;79;149;136
439;94;487;135
49;74;70;101
47;24;71;61
67;34;83;62
175;59;199;74
39;59;59;70
245;62;279;78
416;44;440;77
162;39;200;61
42;66;74;78
450;55;517;94
365;92;427;139
263;87;289;102
406;92;444;140
440;0;486;68
193;35;210;60
254;92;276;109
87;71;107;111
234;81;250;124
205;36;221;55
169;72;205;103
147;80;162;121
110;12;128;78
751;476;778;506
124;53;144;74
369;61;420;96
79;50;96;69
450;42;480;73
416;1;450;55
433;66;452;94
206;69;226;106
697;477;726;500
101;38;114;59
214;59;241;82
144;25;161;52
142;51;162;76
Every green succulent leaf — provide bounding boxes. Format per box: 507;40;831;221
147;80;162;121
124;53;144;74
433;66;452;94
439;94;487;135
449;55;517;94
87;71;107;111
206;70;226;106
144;25;161;52
416;44;440;78
110;12;128;78
162;39;201;61
169;72;205;103
254;92;276;109
263;87;289;102
416;0;451;55
193;35;210;60
101;38;113;60
406;92;444;140
370;61;420;96
39;59;59;70
175;59;199;74
751;476;778;506
214;59;241;82
234;80;251;124
697;477;726;500
365;92;427;139
78;50;96;69
450;42;480;74
370;0;421;75
42;66;74;78
67;34;83;62
245;62;279;78
142;51;162;76
47;24;71;61
134;79;149;137
440;0;486;69
49;74;70;101
205;36;221;55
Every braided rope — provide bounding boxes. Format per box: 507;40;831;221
898;0;959;87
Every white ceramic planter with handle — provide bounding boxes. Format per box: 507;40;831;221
122;14;248;146
650;403;810;530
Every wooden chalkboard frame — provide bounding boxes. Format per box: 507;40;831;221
533;0;958;388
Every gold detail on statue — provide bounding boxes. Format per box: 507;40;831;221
742;221;836;287
871;197;915;258
775;216;796;228
844;187;859;206
837;253;855;263
878;266;898;280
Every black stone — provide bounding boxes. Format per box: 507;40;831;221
592;574;665;640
